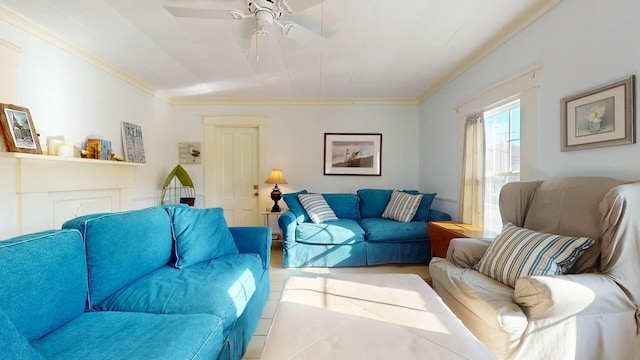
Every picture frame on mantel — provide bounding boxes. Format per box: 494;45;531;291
121;121;146;163
323;133;382;176
0;103;42;154
561;75;636;151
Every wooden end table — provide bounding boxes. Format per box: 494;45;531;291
427;221;497;259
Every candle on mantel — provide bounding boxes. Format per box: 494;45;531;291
47;138;63;156
57;142;74;157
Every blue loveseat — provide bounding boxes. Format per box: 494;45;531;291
0;205;271;360
279;189;451;268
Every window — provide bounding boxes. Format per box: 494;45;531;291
483;100;520;232
457;67;539;231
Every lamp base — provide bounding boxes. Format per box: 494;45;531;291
270;185;282;212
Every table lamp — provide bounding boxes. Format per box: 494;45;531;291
264;169;288;212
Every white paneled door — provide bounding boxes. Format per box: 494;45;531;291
203;115;268;226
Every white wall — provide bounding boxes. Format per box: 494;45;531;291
0;19;174;209
420;0;640;219
172;103;421;203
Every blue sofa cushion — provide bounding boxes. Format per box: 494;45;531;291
168;206;238;269
62;207;174;307
31;311;223;360
95;253;264;332
324;193;361;220
0;230;87;342
357;189;393;218
359;218;428;242
282;189;309;224
403;190;437;221
296;219;365;245
0;306;45;359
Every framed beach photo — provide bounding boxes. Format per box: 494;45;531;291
561;75;635;151
0;104;42;154
323;133;382;176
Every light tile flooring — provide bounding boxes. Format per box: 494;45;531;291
241;244;431;359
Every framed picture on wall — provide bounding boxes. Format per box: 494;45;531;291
0;103;42;154
561;75;635;151
323;133;382;176
121;121;146;163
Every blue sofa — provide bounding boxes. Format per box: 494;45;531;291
0;205;271;360
279;189;451;268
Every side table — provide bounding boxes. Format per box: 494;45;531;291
263;210;286;241
427;221;497;259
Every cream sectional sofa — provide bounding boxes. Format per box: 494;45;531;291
430;176;640;360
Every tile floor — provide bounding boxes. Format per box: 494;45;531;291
241;244;431;359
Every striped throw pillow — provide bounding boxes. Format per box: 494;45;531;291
474;223;594;287
298;194;339;224
381;190;423;223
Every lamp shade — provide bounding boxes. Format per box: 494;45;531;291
264;169;288;184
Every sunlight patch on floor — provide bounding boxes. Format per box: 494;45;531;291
241;244;431;359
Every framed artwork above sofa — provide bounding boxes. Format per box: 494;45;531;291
323;132;382;176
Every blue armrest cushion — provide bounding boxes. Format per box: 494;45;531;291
229;227;272;270
277;211;297;243
428;209;452;222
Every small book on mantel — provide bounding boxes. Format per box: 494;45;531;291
86;139;112;160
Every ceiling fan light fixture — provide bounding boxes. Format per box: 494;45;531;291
249;29;269;63
255;10;275;27
163;0;327;62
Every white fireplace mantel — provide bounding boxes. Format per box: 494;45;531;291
0;152;143;239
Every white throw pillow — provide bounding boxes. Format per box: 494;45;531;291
474;223;594;287
298;194;339;224
381;190;423;223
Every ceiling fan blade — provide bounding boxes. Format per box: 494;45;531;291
279;0;326;14
280;21;325;50
163;2;249;20
249;30;269;63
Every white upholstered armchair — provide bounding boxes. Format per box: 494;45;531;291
429;176;640;360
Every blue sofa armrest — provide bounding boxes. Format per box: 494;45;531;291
277;211;297;245
427;209;452;222
229;227;271;270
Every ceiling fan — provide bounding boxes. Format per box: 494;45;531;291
163;0;327;62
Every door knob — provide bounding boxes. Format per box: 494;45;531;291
254;192;259;197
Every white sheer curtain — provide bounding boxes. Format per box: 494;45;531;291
459;112;485;226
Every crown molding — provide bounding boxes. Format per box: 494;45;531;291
170;97;419;106
0;4;171;103
417;0;563;103
0;38;21;53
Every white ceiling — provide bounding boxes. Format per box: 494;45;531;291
0;0;558;102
